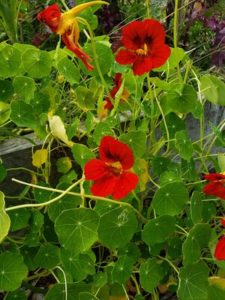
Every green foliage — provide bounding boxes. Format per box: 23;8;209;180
0;2;224;299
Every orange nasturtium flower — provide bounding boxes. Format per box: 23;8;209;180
37;1;108;70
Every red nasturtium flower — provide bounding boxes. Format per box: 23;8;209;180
214;236;225;260
84;136;139;200
203;173;225;200
37;1;107;70
115;19;171;76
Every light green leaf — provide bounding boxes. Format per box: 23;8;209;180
142;215;175;246
22;48;52;78
120;131;146;157
34;244;60;269
160;84;198;115
175;130;193;161
139;258;165;293
0;101;11;125
71;144;95;168
10;100;37;129
55;208;99;253
0;44;21;78
0;251;28;291
13;76;36;102
200;75;225;106
178;261;209;300
0;191;10;243
57;57;80;84
152;182;189;216
98;207;138;249
111;255;134;284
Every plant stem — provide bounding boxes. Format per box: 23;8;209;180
6;178;84;211
173;0;179;48
157;255;179;275
9;178;147;223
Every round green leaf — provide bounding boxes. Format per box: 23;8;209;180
178;261;209;300
74;86;95;111
0;101;11;125
79;292;99;300
120;131;146;157
182;233;201;266
0;191;10;243
142;215;176;246
34;244;60;269
45;283;91;300
22;48;52;78
160;84;198;115
8;209;31;232
0;80;13;101
48;183;81;222
71;144;95;168
139;258;165;293
0;44;21;78
0;251;28;291
61;249;95;282
200;74;225;106
111;255;134;284
98;207;138;249
175;130;193;161
57;57;80;84
152;182;189;216
10;100;37;129
13;76;36;102
55;208;99;253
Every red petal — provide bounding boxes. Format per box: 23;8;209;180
132;57;153;76
112;172;139;200
121;20;145;50
214;236;225;260
84;159;108;180
91;175;117;197
37;4;61;32
204;173;225;181
151;44;171;69
115;49;136;65
62;33;94;71
203;182;225;200
99;136;134;169
142;19;166;46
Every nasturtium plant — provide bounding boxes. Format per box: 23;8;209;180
0;0;224;299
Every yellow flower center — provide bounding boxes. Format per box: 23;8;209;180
136;43;148;56
107;161;123;175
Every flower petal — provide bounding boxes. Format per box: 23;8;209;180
115;49;136;65
121;20;145;50
112;172;139;200
203;182;225;200
151;44;171;69
37;4;61;32
84;159;108;180
62;33;94;71
214;236;225;260
142;19;166;45
132;57;153;76
204;173;225;181
91;175;117;197
99;136;134;169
